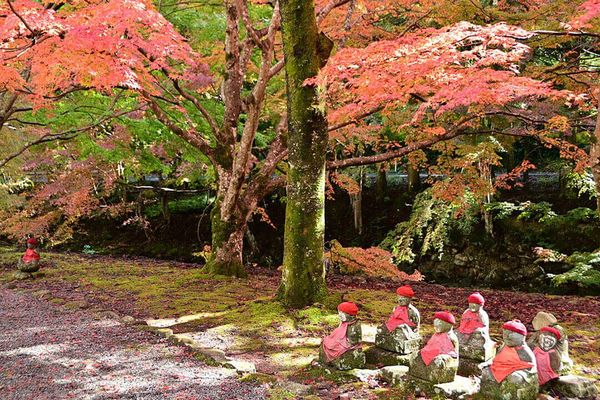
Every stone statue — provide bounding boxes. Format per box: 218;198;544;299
319;302;365;370
375;285;421;354
15;237;41;279
457;292;495;375
480;320;539;400
532;326;562;386
409;311;459;384
527;311;573;372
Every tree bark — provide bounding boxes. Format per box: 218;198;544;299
204;198;248;277
591;110;600;213
375;164;387;203
407;163;421;192
278;0;329;307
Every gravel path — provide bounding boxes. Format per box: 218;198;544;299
0;289;266;400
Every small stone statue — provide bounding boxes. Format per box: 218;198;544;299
319;302;365;370
532;326;562;386
527;311;573;372
480;320;539;400
409;311;459;384
375;285;421;354
457;292;495;375
15;237;41;279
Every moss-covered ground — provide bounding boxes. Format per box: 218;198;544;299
1;246;598;398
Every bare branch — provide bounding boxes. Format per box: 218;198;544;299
173;79;220;136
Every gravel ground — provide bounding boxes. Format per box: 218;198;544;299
0;289;266;400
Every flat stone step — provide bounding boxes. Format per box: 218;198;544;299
146;312;226;328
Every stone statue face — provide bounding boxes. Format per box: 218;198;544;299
503;329;525;347
539;332;558;352
468;303;482;312
397;296;411;306
26;242;35;249
339;311;354;322
433;318;452;333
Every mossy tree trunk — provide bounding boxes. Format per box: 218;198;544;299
407;163;421;192
204;198;248;278
591;109;600;214
278;0;329;307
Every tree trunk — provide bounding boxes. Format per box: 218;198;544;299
407;163;421;192
278;0;329;308
591;110;600;213
204;199;248;277
375;164;387;203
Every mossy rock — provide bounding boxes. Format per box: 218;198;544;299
365;346;415;367
408;354;458;384
375;325;421;354
319;347;366;371
479;372;539;400
458;331;496;362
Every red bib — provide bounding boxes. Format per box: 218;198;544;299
491;346;534;383
420;332;457;366
322;322;356;362
22;249;40;263
385;305;416;332
459;310;485;334
534;347;559;385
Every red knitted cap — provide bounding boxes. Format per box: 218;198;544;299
337;302;359;316
468;292;485;305
434;311;456;325
396;285;415;298
502;319;527;336
26;237;38;245
541;326;561;340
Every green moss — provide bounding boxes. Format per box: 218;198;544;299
239;373;277;385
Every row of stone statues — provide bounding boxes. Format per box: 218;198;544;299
319;286;579;400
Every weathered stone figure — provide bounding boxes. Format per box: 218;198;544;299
319;302;365;370
15;237;41;279
527;311;573;372
375;285;421;354
480;320;539;400
409;311;459;384
532;326;562;386
457;292;495;375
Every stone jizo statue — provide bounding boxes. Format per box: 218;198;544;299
533;326;562;386
375;285;421;354
457;292;495;372
480;320;539;400
527;311;572;372
319;302;365;370
16;237;41;279
409;311;459;384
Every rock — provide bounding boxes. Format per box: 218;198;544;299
479;372;539;400
319;347;366;371
120;315;137;325
532;312;558;331
192;347;229;363
31;289;52;299
277;381;313;397
432;376;480;399
64;300;89;310
536;394;556;400
457;357;485;377
350;368;381;385
549;375;599;399
375;325;421;354
226;360;256;374
379;365;409;386
12;271;32;280
458;332;496;362
365;346;414;367
154;328;174;339
93;310;120;320
408;354;458;384
2;281;17;289
454;254;469;267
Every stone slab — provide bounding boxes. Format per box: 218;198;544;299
365;346;415;367
380;366;410;386
432;375;481;399
458;357;485;377
549;375;599;399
